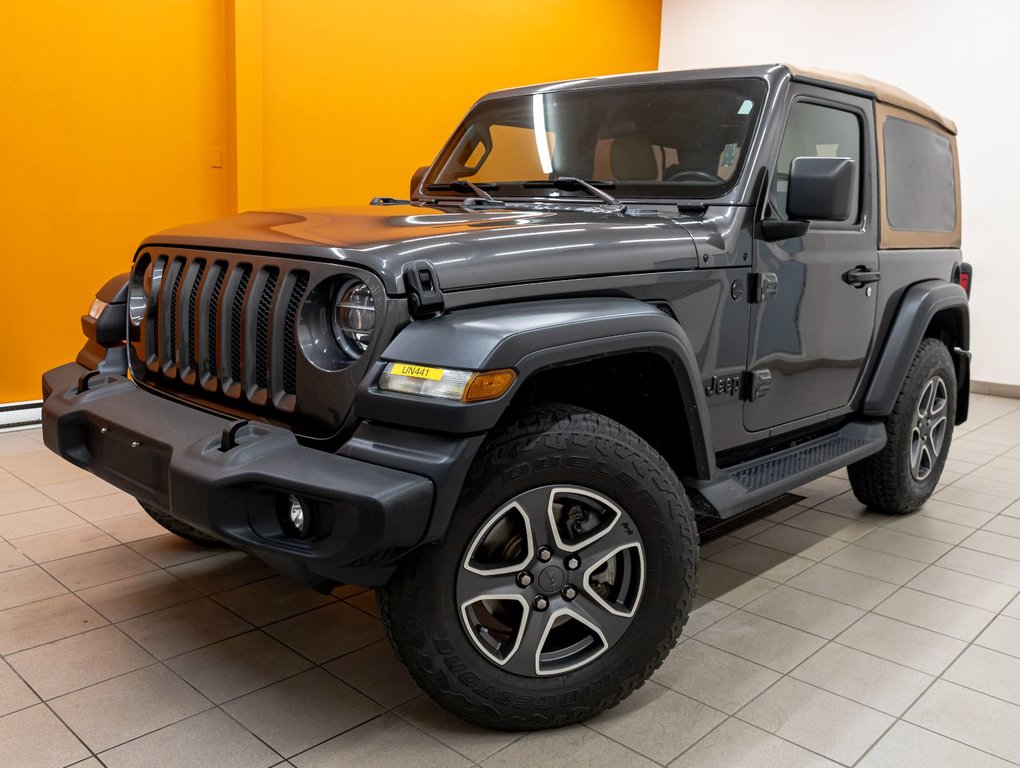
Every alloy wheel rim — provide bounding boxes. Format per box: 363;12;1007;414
910;374;948;481
456;485;645;677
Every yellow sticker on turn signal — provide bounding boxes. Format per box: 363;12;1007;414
392;363;444;381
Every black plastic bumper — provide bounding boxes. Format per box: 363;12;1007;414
42;362;435;588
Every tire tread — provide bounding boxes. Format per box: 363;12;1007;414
849;338;955;514
378;403;698;729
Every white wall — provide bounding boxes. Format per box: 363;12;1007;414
659;0;1020;386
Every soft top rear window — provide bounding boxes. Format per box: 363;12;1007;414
884;117;956;232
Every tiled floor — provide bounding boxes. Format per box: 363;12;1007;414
2;394;1020;767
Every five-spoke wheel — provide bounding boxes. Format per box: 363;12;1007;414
457;486;644;676
911;375;948;481
379;404;698;729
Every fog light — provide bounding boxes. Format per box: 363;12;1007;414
287;494;307;535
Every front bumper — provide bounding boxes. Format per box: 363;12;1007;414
42;362;435;588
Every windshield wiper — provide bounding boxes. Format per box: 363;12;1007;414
425;181;501;202
522;177;625;211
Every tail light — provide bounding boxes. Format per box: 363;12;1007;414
954;262;972;297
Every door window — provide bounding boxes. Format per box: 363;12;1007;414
773;101;862;224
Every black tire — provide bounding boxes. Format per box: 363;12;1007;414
849;338;956;514
378;404;699;730
140;503;228;547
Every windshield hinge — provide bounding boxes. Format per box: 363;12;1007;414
403;260;445;318
749;272;778;303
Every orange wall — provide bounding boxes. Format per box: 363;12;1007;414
0;1;230;403
258;0;664;208
0;0;661;404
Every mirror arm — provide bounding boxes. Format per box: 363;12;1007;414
760;218;810;242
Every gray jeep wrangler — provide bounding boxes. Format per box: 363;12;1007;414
42;64;971;729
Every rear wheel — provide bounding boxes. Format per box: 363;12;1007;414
849;338;956;514
140;503;227;547
379;404;698;729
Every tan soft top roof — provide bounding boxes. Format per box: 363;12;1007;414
786;65;956;134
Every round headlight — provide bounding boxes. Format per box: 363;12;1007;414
332;280;375;357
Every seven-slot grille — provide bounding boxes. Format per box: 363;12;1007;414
138;252;309;410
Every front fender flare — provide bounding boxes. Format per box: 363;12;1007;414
355;298;714;479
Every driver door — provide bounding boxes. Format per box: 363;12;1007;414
744;86;879;433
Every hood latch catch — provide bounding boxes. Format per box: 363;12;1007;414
403;260;445;318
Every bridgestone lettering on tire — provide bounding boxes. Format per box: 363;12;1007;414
378;404;699;729
849;338;957;514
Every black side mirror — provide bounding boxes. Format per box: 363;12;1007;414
410;165;429;199
787;156;855;221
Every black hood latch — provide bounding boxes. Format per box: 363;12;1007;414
403;260;445;319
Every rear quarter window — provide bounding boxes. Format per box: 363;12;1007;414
884;117;956;232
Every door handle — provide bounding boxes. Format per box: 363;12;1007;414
843;266;881;288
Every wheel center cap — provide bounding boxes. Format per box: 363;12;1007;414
537;565;565;594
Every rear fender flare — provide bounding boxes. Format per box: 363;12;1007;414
863;281;969;418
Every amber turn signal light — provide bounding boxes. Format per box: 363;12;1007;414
463;369;516;402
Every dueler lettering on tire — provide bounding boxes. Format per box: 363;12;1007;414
378;404;699;729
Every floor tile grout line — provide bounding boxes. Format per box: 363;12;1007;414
6;534;122;562
90;674;289;766
579;720;674;766
850;583;1013;767
5;407;1020;762
728;674;892;767
732;641;919;724
280;711;393;764
955;539;1020;562
787;541;1020;594
692;606;964;686
882;569;1019;614
762;582;990;651
4;575;380;679
391;702;534;766
670;681;868;768
124;541;226;571
0;648;103;764
1;623;161;699
588;676;735;765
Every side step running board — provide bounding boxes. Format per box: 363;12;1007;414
689;421;886;519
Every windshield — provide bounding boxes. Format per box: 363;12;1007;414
425;78;767;201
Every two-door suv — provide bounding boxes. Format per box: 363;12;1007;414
42;64;971;729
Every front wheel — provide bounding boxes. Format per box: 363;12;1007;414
379;404;699;729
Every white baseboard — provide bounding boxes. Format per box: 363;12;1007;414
971;380;1020;400
0;401;42;430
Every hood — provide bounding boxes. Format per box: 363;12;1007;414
145;203;703;294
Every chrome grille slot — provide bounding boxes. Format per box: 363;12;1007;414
145;255;167;368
